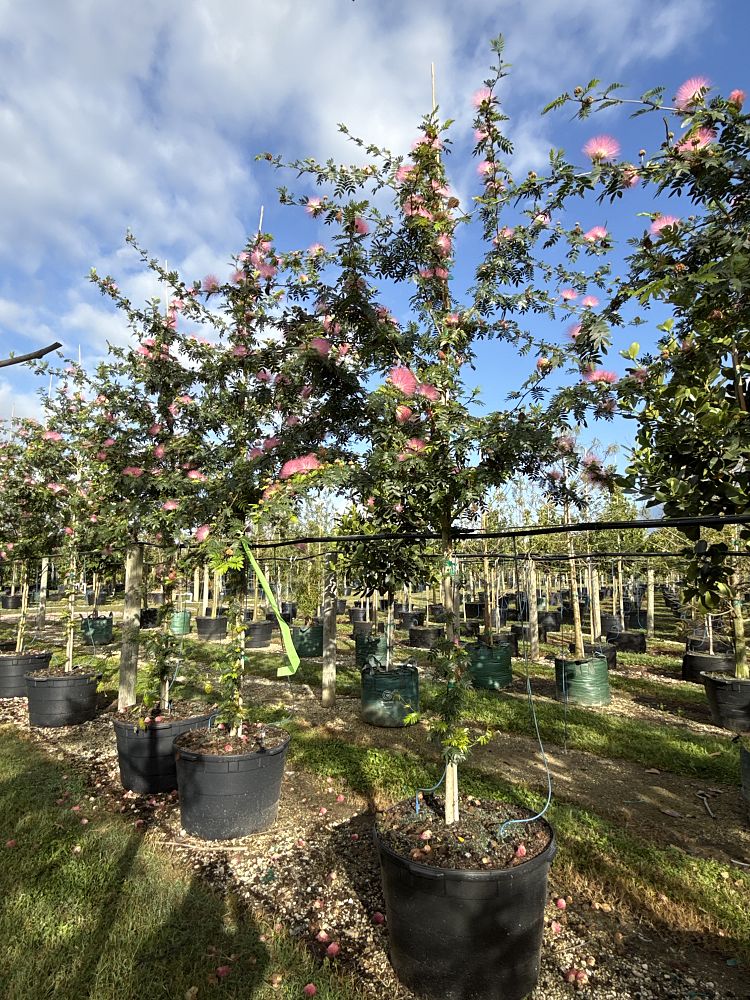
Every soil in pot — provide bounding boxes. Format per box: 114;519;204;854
375;795;555;1000
701;672;750;732
360;663;419;727
0;650;52;698
113;703;217;793
681;650;735;684
26;669;101;728
174;722;290;840
555;655;611;706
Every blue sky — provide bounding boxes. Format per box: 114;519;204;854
0;0;746;465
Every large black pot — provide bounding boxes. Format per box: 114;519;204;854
281;601;297;618
496;631;519;657
464;601;485;620
374;820;556;1000
681;650;735;684
140;608;159;630
701;673;750;732
351;620;374;641
510;622;532;643
1;594;22;610
348;607;366;624
245;620;273;648
468;642;512;690
174;731;290;840
539;611;560;632
0;651;52;698
555;655;611;706
336;599;347;615
113;712;216;793
569;641;617;670
196;615;228;641
409;625;444;649
606;630;646;653
26;671;101;728
148;592;165;606
361;663;419;727
686;635;733;655
600;613;622;637
398;610;425;629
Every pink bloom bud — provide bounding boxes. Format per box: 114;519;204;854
194;524;210;543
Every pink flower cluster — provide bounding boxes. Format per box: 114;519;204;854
279;454;322;479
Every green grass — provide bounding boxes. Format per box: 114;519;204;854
287;729;750;960
0;727;365;1000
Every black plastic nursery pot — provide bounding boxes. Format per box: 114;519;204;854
245;620;273;649
348;607;366;624
555;655;611;706
1;594;22;611
600;614;622;637
336;599;347;615
464;601;485;620
606;629;646;653
140;608;159;630
0;651;52;698
355;632;388;669
81;614;113;645
681;650;735;684
701;673;750;732
510;622;532;643
26;671;101;728
174;731;290;840
468;642;512;690
398;610;425;629
539;611;561;632
113;712;216;793
374;822;557;1000
409;625;444;649
360;663;419;727
686;635;733;655
196;615;228;641
351;620;374;641
281;601;297;618
292;623;324;658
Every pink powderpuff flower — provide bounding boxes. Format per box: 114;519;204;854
581;295;599;308
549;469;563;482
231;269;245;284
583;226;608;242
186;469;207;481
353;216;369;236
389;366;418;396
136;345;153;359
419;268;435;280
307;243;326;255
337;343;351;358
567;323;582;340
436;234;452;257
321;315;340;334
474;127;488;141
729;89;745;108
405;438;426;454
582;135;620;161
285;415;301;427
257;262;277;280
493;227;515;242
154;444;166;459
584;368;618;384
148;423;161;436
122;466;144;478
232;345;249;357
445;313;460;326
650;215;680;235
263;437;281;451
622;167;640;188
306;196;323;215
194;524;210;543
96;450;107;461
560;288;578;301
202;274;220;293
477;160;494;176
103;438;115;447
395;164;415;183
675;76;710;110
434;267;449;280
161;499;179;511
280;453;322;479
395;405;413;424
416;383;440;401
308;337;332;357
42;430;62;441
534;212;551;227
247;447;264;460
676;127;716;153
472;87;493;107
300;384;313;399
64;526;74;536
256;369;272;383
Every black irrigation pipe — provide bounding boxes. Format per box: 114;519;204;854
449;549;750;562
246;513;750;551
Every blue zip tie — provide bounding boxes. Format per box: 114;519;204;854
414;766;447;815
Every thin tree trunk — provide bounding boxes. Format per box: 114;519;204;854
445;759;459;826
193;567;200;606
567;531;584;657
15;563;29;654
119;543;143;711
646;567;655;638
37;556;49;628
617;549;625;628
528;557;539;659
211;571;220;617
591;566;601;641
321;562;337;707
65;557;76;673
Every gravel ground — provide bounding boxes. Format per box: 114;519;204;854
1;680;747;1000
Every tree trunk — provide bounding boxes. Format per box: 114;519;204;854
732;565;747;679
211;571;220;617
617;552;625;628
445;759;459;825
528;557;539;659
37;556;50;628
202;563;210;613
591;566;601;642
321;563;337;707
65;558;76;673
119;543;143;711
567;533;584;657
15;563;29;654
646;567;655;638
193;567;200;606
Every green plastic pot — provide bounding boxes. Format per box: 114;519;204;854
81;614;113;645
170;610;191;636
361;663;419;728
293;623;324;658
468;642;512;691
554;655;611;706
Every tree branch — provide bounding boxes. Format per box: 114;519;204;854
0;342;63;369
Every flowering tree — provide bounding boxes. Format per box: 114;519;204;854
537;76;750;675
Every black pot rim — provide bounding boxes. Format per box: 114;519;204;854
700;670;745;685
112;710;217;734
373;816;557;880
173;728;291;761
24;670;102;683
0;650;53;660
